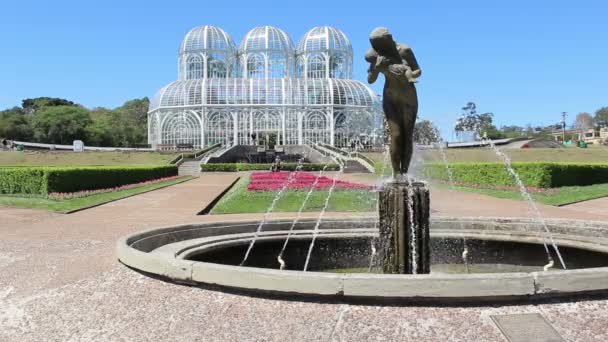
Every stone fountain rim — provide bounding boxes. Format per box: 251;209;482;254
116;216;608;302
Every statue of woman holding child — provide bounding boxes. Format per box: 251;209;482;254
366;27;421;176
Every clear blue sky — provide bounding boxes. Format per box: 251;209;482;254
1;0;606;138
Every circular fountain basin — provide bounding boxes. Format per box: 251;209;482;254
117;217;608;302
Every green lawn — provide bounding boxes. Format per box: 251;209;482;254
0;151;178;166
0;176;193;213
448;183;608;206
210;176;377;214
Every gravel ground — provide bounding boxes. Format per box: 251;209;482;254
2;174;608;341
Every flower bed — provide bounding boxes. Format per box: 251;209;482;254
47;176;181;200
247;171;371;191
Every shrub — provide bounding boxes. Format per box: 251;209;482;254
0;167;49;194
200;163;238;172
0;165;177;194
423;162;608;188
201;163;340;172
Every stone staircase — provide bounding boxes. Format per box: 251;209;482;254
343;160;371;173
174;144;223;176
178;159;202;175
310;144;375;173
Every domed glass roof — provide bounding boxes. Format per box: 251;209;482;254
240;26;294;52
179;25;236;54
296;26;352;53
149;78;378;111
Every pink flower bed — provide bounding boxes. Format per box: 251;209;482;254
247;171;371;191
47;176;181;200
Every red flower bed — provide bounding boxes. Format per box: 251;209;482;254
47;176;181;200
247;171;371;191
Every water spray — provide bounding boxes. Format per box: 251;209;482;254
462;248;469;273
480;133;567;270
277;255;286;270
543;258;554;272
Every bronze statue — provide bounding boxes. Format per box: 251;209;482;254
366;27;421;175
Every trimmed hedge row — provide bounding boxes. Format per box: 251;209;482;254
0;168;49;194
201;163;340;172
423;162;608;188
0;165;178;194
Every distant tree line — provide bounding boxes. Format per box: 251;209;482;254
0;97;149;147
453;102;608;141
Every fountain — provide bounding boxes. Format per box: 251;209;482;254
116;27;608;302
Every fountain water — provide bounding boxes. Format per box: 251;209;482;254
481;135;567;270
302;148;351;271
240;156;306;266
277;160;336;270
405;176;420;274
367;144;390;272
436;139;470;273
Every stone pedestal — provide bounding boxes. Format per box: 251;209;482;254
378;180;430;274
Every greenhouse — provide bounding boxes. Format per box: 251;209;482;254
148;25;382;150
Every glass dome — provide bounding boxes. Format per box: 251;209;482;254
149;25;382;150
239;26;295;79
178;26;237;80
149;78;378;111
296;26;353;79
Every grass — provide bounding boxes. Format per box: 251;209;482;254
210;176;377;214
0;151;178;166
0;176;194;212
364;147;608;165
448;183;608;206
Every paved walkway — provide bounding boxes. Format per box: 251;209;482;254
1;173;608;341
562;196;608;216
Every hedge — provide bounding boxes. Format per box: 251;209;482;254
0;165;178;194
423;162;608;188
201;163;340;172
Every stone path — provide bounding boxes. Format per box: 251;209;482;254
1;172;608;341
561;196;608;216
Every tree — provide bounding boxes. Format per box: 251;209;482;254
500;125;526;138
594;107;608;126
480;122;505;139
454;102;496;139
113;97;149;147
32;106;91;144
573;112;594;131
22;97;76;114
0;107;33;140
86;108;119;146
1;96;150;147
413;120;440;144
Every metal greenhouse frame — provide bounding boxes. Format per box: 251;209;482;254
149;25;382;150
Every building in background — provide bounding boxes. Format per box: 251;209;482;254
550;127;608;145
148;25;382;150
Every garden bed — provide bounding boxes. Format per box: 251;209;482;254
0;176;193;213
247;171;370;191
210;174;376;214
